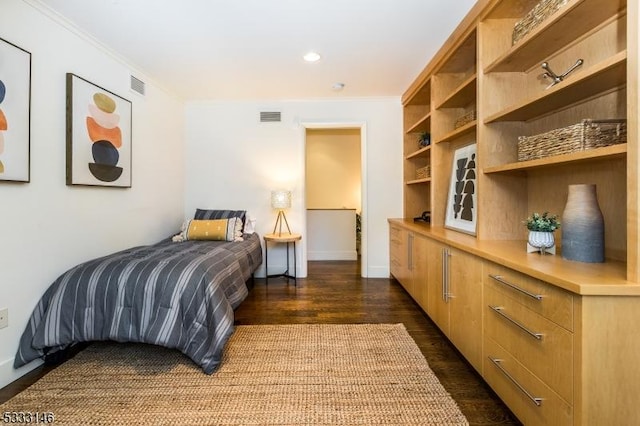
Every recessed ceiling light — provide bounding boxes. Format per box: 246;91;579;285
303;51;321;62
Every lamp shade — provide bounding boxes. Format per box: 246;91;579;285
271;190;291;209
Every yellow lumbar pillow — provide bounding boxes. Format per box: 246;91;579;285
187;219;228;240
178;218;244;242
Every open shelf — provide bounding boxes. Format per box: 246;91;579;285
435;120;477;144
436;74;477;109
406;112;432;134
484;143;627;174
404;77;432;106
437;30;477;74
406;145;431;160
484;0;626;73
406;177;431;185
484;51;627;123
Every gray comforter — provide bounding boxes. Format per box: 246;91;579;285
14;233;262;374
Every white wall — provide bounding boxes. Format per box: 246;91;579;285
185;98;403;278
0;0;185;388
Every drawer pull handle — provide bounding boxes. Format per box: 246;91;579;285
489;305;543;340
489;274;543;301
489;356;543;407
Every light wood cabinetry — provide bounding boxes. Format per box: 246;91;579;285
411;234;429;311
392;0;639;422
389;219;640;425
447;247;483;371
484;264;574;423
425;239;483;373
391;227;483;372
425;238;448;331
389;222;411;291
388;223;428;312
483;337;574;425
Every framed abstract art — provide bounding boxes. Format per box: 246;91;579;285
66;73;132;187
445;143;477;235
0;37;31;183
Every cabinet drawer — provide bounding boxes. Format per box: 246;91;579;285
484;337;573;426
485;285;573;403
485;263;573;331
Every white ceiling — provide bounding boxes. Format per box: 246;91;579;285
35;0;477;101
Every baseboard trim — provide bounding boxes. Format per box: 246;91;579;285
365;265;389;278
0;356;42;390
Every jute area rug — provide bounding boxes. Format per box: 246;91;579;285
1;324;468;425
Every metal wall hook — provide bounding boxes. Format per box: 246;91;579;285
541;59;584;89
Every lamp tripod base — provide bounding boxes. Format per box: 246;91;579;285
273;210;292;236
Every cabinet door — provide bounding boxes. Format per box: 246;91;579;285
411;234;429;312
426;238;449;334
389;225;411;290
448;247;483;372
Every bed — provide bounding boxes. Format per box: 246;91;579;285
14;210;262;374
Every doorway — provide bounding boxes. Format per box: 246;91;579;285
301;122;367;278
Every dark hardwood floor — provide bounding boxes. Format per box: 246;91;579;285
1;260;521;425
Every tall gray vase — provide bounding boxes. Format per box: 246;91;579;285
561;184;605;263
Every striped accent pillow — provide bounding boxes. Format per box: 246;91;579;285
194;209;247;232
182;218;244;242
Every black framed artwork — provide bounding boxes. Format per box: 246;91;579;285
0;37;31;183
66;73;132;187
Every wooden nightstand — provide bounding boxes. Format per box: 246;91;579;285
264;233;301;285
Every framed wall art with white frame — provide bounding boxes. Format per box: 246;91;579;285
445;142;477;235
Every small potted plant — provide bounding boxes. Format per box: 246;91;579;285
418;132;430;147
524;211;560;255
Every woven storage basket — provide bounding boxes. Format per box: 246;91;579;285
512;0;569;45
454;109;476;129
517;119;626;162
416;165;431;179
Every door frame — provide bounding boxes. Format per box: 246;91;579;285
299;121;368;277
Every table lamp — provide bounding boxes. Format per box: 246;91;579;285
271;190;292;236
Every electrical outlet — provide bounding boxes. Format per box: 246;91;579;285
0;308;8;329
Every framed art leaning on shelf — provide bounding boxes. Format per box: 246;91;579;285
445;143;477;235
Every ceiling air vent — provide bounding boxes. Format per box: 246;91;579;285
260;111;281;123
130;75;145;96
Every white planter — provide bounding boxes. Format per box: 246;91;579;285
527;231;556;255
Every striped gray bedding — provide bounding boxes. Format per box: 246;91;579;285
14;232;262;374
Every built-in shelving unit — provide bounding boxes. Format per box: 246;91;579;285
394;0;639;422
403;77;433;219
478;0;628;263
